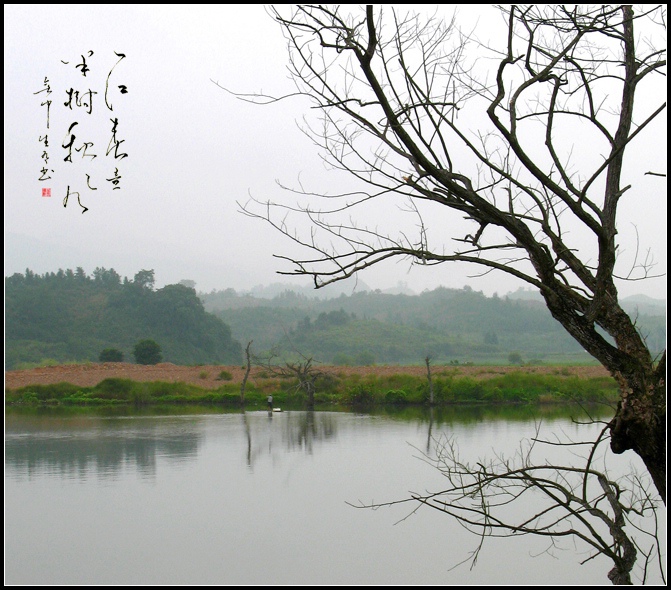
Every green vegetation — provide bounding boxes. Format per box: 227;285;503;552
133;339;163;365
5;268;242;369
203;285;665;366
6;269;664;372
99;348;124;362
5;370;619;409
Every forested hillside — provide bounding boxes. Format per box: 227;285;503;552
5;268;242;369
202;285;665;366
6;269;663;370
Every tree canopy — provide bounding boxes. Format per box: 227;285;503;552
133;339;163;365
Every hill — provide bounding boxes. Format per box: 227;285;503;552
201;284;665;366
5;269;663;370
5;268;242;369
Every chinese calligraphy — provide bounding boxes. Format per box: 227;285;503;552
35;51;128;213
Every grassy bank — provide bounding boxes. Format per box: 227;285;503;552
5;369;619;408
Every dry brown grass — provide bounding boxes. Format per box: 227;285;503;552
5;362;610;391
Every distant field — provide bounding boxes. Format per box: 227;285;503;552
5;362;610;391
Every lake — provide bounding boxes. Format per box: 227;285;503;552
4;405;665;585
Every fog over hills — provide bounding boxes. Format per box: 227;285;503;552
6;231;667;306
238;280;666;317
5;229;665;318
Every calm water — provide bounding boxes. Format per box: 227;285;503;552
5;405;664;585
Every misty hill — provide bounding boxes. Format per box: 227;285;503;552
619;294;667;317
5;268;663;370
5;268;242;370
202;284;665;366
241;276;416;299
505;287;666;317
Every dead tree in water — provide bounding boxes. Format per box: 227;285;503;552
253;348;328;409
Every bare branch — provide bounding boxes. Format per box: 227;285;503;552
216;4;667;501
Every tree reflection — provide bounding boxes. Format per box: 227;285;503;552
282;411;336;453
241;410;340;467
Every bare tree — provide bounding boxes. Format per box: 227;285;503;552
253;347;329;409
218;5;666;501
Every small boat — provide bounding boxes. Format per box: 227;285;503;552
272;408;282;412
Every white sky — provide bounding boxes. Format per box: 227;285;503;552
4;4;667;300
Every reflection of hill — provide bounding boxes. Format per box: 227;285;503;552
5;417;201;480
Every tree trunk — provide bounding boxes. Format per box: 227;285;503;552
240;340;253;405
425;356;434;405
610;351;666;503
539;287;666;502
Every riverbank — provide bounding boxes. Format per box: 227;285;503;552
5;362;617;407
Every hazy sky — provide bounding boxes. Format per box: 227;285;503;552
4;4;667;300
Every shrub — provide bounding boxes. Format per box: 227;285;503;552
385;389;408;404
133;339;162;365
94;378;135;400
130;384;151;406
216;370;233;381
421;377;452;403
20;392;40;405
10;382;81;403
483;386;504;402
452;377;485;401
99;348;124;362
315;373;340;394
347;384;375;405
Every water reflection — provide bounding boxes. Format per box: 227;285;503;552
237;410;339;470
5;414;201;480
282;410;337;451
5;408;345;480
6;404;614;481
7;404;662;586
367;401;614;423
